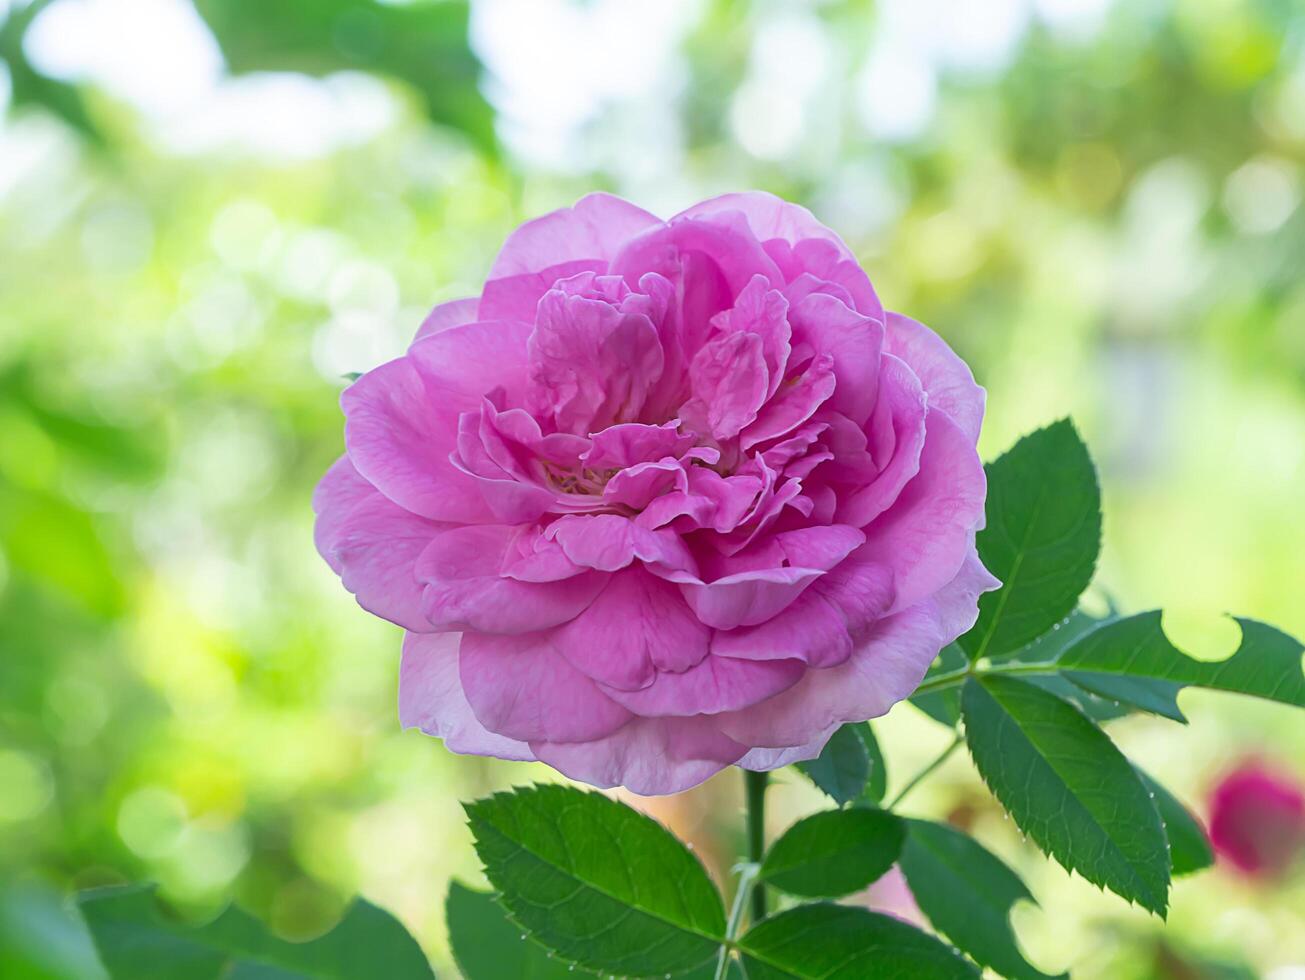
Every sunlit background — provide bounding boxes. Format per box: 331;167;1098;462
1;0;1303;976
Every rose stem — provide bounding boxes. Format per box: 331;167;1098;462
743;768;769;922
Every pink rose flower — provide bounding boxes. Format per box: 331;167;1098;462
1208;762;1305;877
314;192;996;795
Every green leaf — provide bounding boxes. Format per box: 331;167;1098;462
1058;612;1305;709
857;722;888;804
960;419;1101;661
446;881;582;979
190;0;496;152
794;724;868;805
759;809;904;898
465;784;725;977
898;819;1065;980
738;904;979;979
78;885;432;980
1024;674;1133;724
911;643;966;727
1135;770;1213;877
1065;672;1186;722
960;676;1170;916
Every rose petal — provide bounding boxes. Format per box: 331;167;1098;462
602;654;804;717
884;312;985;445
417;525;605;634
553;569;709;691
313;456;446;631
398;632;535;761
413;296;479;343
532;716;746;796
862;408;987;614
460;631;632;743
488;193;663;280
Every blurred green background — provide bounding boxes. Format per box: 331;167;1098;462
1;0;1302;977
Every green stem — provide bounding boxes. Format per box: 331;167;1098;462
743;769;769;923
886;733;962;810
715;862;759;980
910;658;1059;697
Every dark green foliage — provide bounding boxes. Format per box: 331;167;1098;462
759;809;904;898
738;904;979;979
1059;612;1305;710
794;722;885;805
79;885;433;979
961;676;1171;916
446;881;585;979
465;784;726;977
899;819;1064;980
1135;770;1214;877
961;420;1101;661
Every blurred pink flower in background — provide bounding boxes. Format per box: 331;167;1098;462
1207;761;1305;878
315;192;995;794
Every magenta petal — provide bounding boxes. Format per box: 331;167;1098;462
602;654;804;717
676;192;854;262
554;569;709;690
718;601;949;749
547;514;696;575
739;731;840;771
488;193;662;281
532;716;746;796
688;330;769;439
413;296;479;343
583;421;691;470
712;274;792;397
884;312;985;446
343;355;495;524
740;353;836;449
711;590;852;667
836;354;927;528
863;409;987;614
478;259;604;322
417;525;605;634
788;292;884;425
398;632;534;761
313;456;445;632
407;319;534;408
460;631;632;743
529;278;665;433
664;525;864;630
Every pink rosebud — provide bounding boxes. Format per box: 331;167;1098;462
314;192;996;794
1208;762;1305;877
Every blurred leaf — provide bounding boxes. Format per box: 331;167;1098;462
446;881;583;979
78;885;433;979
794;724;868;805
960;419;1101;661
759;809;903;899
1058;612;1305;710
190;0;496;152
0;883;105;980
738;904;978;979
0;489;125;618
961;675;1170;916
899;819;1065;980
0;0;103;141
465;784;725;977
1134;769;1214;877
